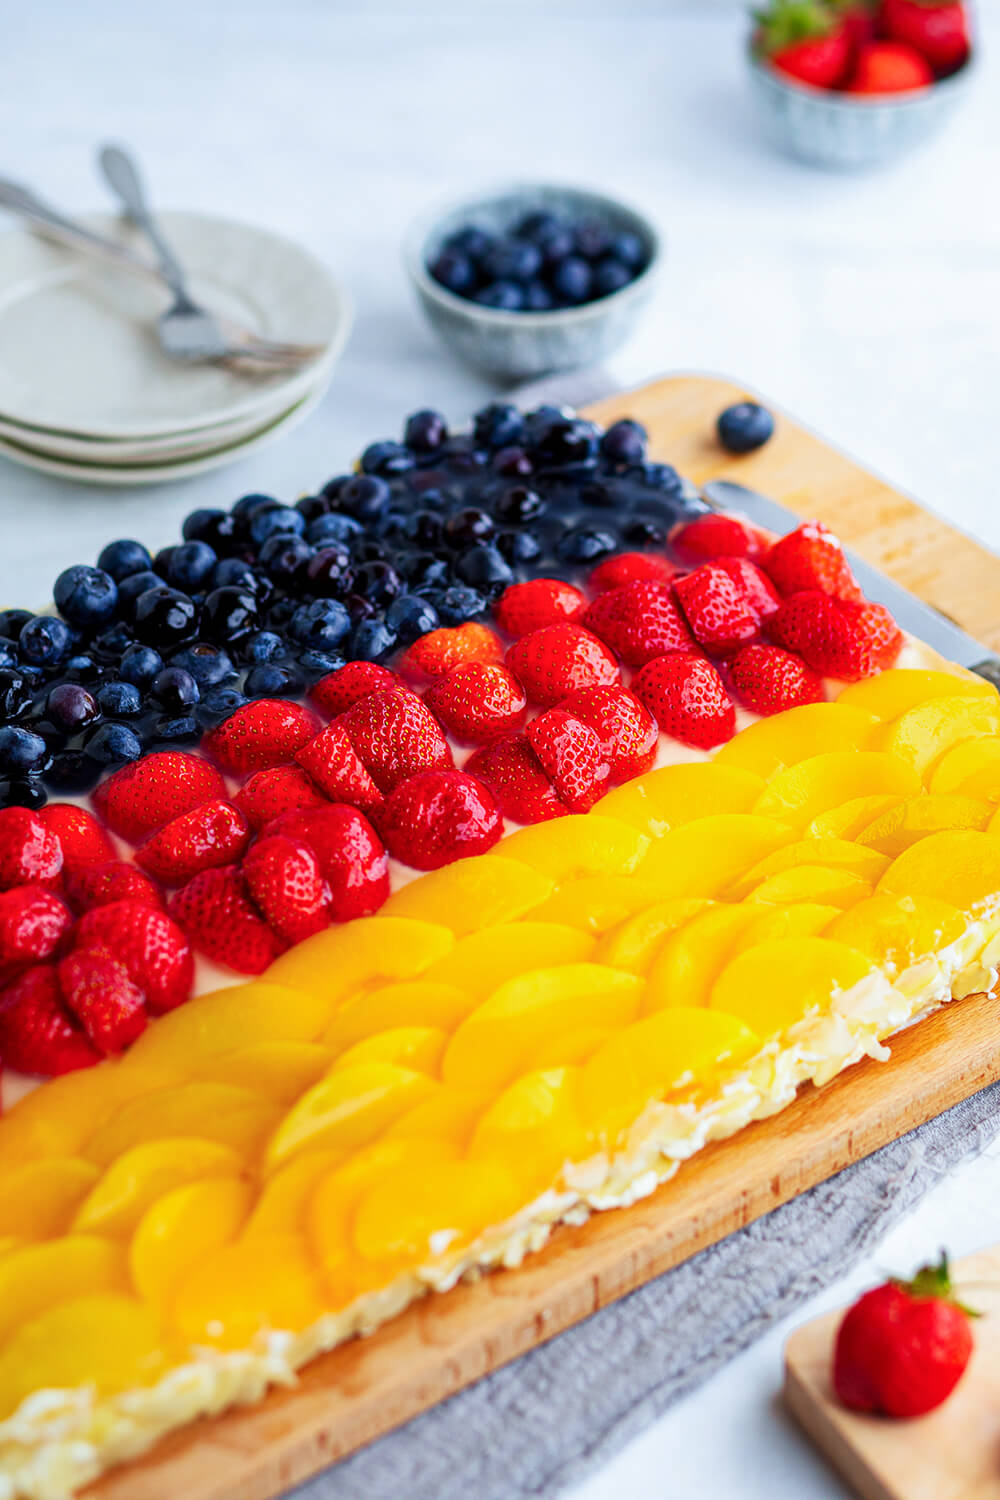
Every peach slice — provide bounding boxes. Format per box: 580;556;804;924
593;898;713;974
644;905;759;1012
0;1235;128;1345
727;839;889;900
638;815;794;898
929;737;1000;799
85;1085;279;1169
734;903;841;951
0;1294;164;1418
382;1088;489;1150
751;752;921;828
331;1026;447;1075
878;830;1000;915
709;937;877;1038
468;1067;593;1195
0;1157;99;1241
352;1158;522;1268
379;856;553;934
805;795;906;841
525;874;666;935
836;668;994;719
322;981;474;1051
742;865;872;911
422;923;595;1000
265;918;455;1008
73;1137;244;1236
243;1148;345;1239
171;1234;327;1349
196;1042;332;1105
874;696;1000;777
593;763;765;837
441;964;643;1093
265;1063;436;1168
715;703;878;778
827;891;969;976
0;1059;163;1168
527;1025;616;1068
856;794;994;857
580;1007;759;1145
499;815;649;881
129;1176;251;1308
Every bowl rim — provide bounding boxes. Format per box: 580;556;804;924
402;180;663;328
746;44;975;108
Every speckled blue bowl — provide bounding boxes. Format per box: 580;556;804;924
748;50;974;170
404;183;661;383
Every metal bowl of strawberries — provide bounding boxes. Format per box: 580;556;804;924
748;0;975;169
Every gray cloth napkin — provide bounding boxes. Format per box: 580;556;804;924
296;1078;1000;1500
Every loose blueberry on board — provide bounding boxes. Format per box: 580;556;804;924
717;401;775;455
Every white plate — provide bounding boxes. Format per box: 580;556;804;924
0;212;351;439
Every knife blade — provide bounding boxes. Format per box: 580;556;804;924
702;479;1000;685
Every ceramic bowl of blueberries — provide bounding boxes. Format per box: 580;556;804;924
405;184;660;381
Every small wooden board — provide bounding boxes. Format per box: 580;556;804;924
784;1244;1000;1500
88;374;1000;1499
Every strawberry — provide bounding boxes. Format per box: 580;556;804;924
672;514;766;565
526;709;611;814
583;581;693;669
493;578;587;636
464;735;567;825
0;965;99;1076
833;0;877;49
763;521;862;600
0;886;73;979
309;661;402;718
878;0;970;75
424;663;527;744
674;558;779;656
202;700;320;776
64;860;163;914
847;38;934;88
57;950;147;1055
264;806;389;922
587;553;679;593
767;590;903;680
337;687;453;793
833;1253;975;1418
729;643;826;716
398;622;503;682
505;624;620;707
92;751;226;842
171;865;287;975
0;808;63;891
37;804;114;872
295;722;385;813
134;799;251;886
378;770;502;870
232;764;330;831
558;684;658;783
242;835;330;944
632;651;736;749
74;899;193;1015
755;0;852;87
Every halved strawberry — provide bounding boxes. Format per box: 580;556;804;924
587;552;679;593
202;700;320;776
37;804;114;873
464;735;567;825
583;580;693;668
0;886;73;979
399;622;504;682
674;558;779;656
423;663;527;744
378;770;503;870
526;709;611;813
309;661;402;718
73;899;193;1015
64;860;163;914
672;514;766;564
766;590;903;681
632;651;736;749
558;684;658;783
264;805;389;922
762;521;862;600
0;808;63;891
170;865;287;975
232;764;330;831
337;687;453;793
505;623;620;707
135;800;251;886
0;965;99;1076
242;835;330;945
92;752;226;842
295;721;386;812
58;950;147;1055
729;642;826;716
493;578;587;636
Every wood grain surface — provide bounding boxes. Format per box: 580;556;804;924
87;373;1000;1500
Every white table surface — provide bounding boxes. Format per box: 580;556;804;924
5;2;1000;1495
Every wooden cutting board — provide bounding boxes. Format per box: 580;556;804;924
88;373;1000;1500
784;1244;1000;1500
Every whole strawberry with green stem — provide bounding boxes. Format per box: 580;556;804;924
754;0;852;88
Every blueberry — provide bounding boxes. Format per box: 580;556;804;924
385;593;440;644
556;525;619;565
359;442;415;479
404;553;450;589
97;539;153;582
258;533;313;584
319;474;350;502
306;546;355;598
524;281;555;311
339;473;392;521
493;445;534;478
631;461;684;495
0;669;32;720
116;570;164;617
612;231;646;267
244;664;304;698
266;598;299;631
62;654;104;683
0;610;31;640
624;517;667;547
133;587;198;647
532;417;599;467
482;237;543;283
537;225;577;266
377;508;410;543
600;418;647;465
404;409;448;453
288;599;351;650
523;405;568;445
200;587;259;644
169;644;235;688
181;508;237;551
96;680;142;717
90;622;135;662
444;508;494;548
551;255;593;305
496;529;542;565
0;640;17;669
0;777;46;810
575;219;612;260
149;713;199;746
119;643;163;688
294;494;329;525
473;403;524;450
516;210;566;242
149;667;199;712
474;280;524;311
251;504;306;547
492;484;543;524
717;401;775;455
167;540;218;592
0;726;48;773
350;618;398;661
429;249;476;296
408;509;445;549
593;257;632;297
444;225;494;261
434;585;487;624
296;649;346;682
84;721;143;766
195;685;248;729
43;750;102;795
356;562;402;607
18;616;72;667
153;546;177;578
455;544;513;591
53;565;119;629
242;631;285;665
46;683;100;733
305;513;362;546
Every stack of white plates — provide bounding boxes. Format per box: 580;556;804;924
0;211;351;484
